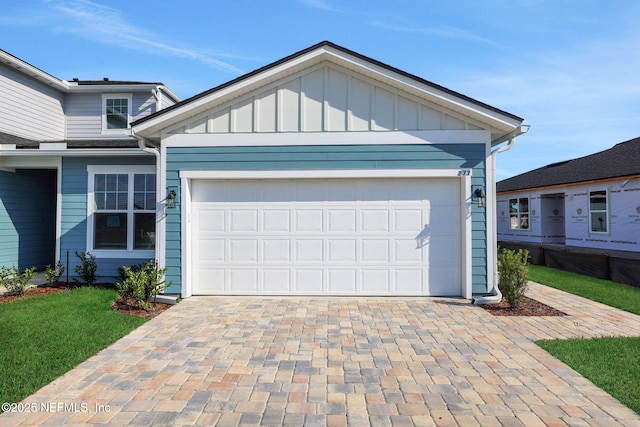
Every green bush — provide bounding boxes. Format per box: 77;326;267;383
74;251;98;286
498;248;529;307
44;261;65;286
0;266;37;297
116;260;169;310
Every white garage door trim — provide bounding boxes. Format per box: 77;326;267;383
180;169;472;299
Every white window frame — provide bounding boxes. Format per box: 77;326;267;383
87;165;156;258
509;196;530;230
101;93;133;135
588;188;609;234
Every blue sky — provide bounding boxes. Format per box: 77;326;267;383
2;0;639;180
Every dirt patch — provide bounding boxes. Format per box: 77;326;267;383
0;286;66;304
112;297;172;319
479;297;566;316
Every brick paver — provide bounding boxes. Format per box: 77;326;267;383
1;282;639;425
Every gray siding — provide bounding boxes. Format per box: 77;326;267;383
60;156;155;281
0;63;65;140
65;91;158;139
0;170;56;270
165;144;487;295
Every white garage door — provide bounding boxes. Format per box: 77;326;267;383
190;178;461;296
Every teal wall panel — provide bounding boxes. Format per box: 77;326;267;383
0;169;56;270
164;143;489;296
59;156;154;281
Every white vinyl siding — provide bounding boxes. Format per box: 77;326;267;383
170;65;486;135
0;63;65;140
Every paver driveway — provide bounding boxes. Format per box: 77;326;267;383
2;282;640;426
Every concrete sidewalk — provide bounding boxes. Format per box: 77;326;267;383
1;282;639;426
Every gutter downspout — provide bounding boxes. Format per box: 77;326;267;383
474;124;530;305
133;130;162;268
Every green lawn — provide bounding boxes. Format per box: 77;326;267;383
528;264;640;315
0;288;147;407
530;265;640;415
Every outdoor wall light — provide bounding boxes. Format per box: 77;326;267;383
474;187;486;208
166;189;177;208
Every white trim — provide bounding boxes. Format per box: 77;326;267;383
179;168;470;180
588;187;610;235
101;93;133;135
181;176;192;299
179;168;472;298
0;149;151;157
86;165;156;258
54;158;63;265
164;129;489;148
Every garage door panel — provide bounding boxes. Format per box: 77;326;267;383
328;269;357;293
361;270;390;292
229;240;258;261
361;239;390;262
328;210;357;232
229;269;258;292
262;239;291;261
230;209;258;232
295;210;324;232
263;210;291;232
328;239;357;262
361;209;390;232
263;269;291;292
191;177;462;296
394;209;424;232
295;239;324;261
295;269;323;292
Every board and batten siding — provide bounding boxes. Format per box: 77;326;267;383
167;66;486;136
0;63;65;141
60;156;155;280
65;92;158;139
164;143;488;295
0;170;56;270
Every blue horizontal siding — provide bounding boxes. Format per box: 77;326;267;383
60;156;154;281
0;170;56;270
165;143;488;295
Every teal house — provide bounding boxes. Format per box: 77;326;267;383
1;42;527;299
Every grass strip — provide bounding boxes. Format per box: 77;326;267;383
0;287;146;406
537;337;640;415
528;264;640;316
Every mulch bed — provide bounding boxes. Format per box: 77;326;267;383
1;285;172;319
479;297;566;316
112;297;173;319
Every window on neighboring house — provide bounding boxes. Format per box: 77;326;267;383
88;167;156;257
509;197;530;230
589;189;608;233
102;94;132;132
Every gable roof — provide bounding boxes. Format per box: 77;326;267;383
132;41;523;140
497;136;640;192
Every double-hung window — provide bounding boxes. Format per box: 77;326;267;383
88;166;156;257
509;197;530;230
589;189;608;233
102;94;132;133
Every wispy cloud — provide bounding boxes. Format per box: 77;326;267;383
297;0;347;13
17;0;245;74
370;20;496;45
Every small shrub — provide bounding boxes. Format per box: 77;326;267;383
0;266;37;297
498;248;529;307
116;260;169;310
74;251;98;286
117;262;146;283
44;261;65;286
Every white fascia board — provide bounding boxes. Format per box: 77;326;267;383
164;129;490;148
0;149;152;157
179;168;469;180
0;50;69;91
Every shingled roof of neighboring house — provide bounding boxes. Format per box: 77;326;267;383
497;136;640;192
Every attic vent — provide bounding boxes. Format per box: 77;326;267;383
103;77;109;81
546;160;570;168
72;78;79;82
